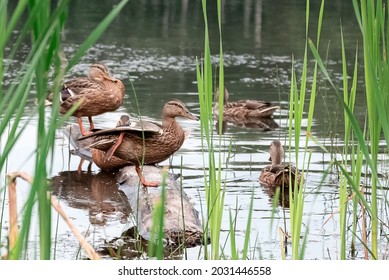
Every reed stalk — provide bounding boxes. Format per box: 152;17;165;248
147;171;167;260
0;0;129;259
309;0;389;260
355;0;389;258
338;24;362;260
287;0;324;259
196;0;225;260
196;0;255;260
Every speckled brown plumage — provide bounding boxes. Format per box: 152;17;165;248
259;140;302;188
48;63;125;135
78;100;198;186
91;148;130;171
213;88;279;119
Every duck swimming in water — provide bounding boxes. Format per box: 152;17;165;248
213;87;279;119
259;140;302;188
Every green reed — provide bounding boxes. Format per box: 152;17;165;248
309;0;389;260
354;0;389;258
227;191;255;260
338;25;361;260
0;0;129;259
196;0;255;260
286;0;324;259
147;173;167;260
196;0;224;260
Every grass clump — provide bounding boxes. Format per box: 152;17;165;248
309;0;389;260
0;0;129;259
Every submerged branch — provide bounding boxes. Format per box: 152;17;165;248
5;171;101;260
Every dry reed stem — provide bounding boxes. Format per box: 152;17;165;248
6;172;28;251
321;189;358;227
278;226;289;258
50;195;101;260
6;171;101;260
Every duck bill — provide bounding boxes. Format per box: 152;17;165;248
185;112;199;121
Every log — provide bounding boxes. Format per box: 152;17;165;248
62;124;204;248
116;165;203;247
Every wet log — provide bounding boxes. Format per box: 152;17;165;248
116;165;203;247
63;124;204;248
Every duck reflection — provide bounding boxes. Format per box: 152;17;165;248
261;185;290;208
50;169;195;259
215;117;279;134
50;170;132;226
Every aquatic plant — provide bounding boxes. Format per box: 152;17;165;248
196;0;226;260
309;0;389;260
283;0;325;259
0;0;129;259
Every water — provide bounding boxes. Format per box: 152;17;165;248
1;0;387;260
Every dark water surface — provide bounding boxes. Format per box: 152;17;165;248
2;0;387;260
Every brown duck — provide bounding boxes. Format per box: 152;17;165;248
47;63;125;135
78;99;198;187
259;140;302;188
88;115;159;171
213;87;279;119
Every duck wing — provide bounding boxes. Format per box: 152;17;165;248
242;100;273;110
61;78;104;102
77;119;163;141
225;99;279;118
273;164;299;187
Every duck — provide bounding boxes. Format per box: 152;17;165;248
78;99;198;187
89;114;156;171
213;87;280;119
259;140;302;188
46;63;125;136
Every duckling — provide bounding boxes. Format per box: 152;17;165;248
213;87;279;119
259;140;302;188
47;63;125;135
78;99;198;187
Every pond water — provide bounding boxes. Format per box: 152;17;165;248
1;0;387;260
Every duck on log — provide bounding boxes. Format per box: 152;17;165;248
63;121;204;248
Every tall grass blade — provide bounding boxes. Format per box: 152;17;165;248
2;0;129;260
287;0;323;260
147;173;167;260
196;0;226;260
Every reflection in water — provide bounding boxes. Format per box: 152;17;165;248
50;169;149;259
97;227;187;260
215;117;279;134
50;170;132;227
50;165;204;259
261;185;290;208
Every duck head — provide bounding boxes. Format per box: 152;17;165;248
269;140;284;165
215;87;230;103
162;99;198;121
